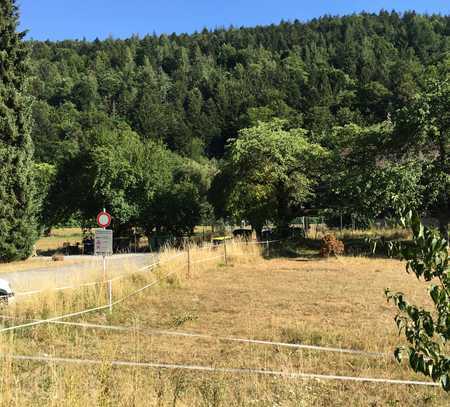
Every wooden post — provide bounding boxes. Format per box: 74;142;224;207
187;243;191;279
103;255;107;281
266;239;270;256
108;279;113;314
224;238;228;265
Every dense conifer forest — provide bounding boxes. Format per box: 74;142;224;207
30;12;449;160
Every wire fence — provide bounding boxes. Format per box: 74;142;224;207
5;237;280;299
0;315;388;359
0;238;440;388
1;238;262;330
0;353;439;387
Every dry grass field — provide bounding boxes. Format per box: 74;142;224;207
34;228;84;253
0;241;448;406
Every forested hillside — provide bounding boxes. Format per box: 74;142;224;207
30;11;449;160
26;11;450;241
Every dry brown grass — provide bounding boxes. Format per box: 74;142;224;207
307;224;411;241
0;242;447;406
34;227;83;252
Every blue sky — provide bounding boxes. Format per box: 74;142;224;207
19;0;450;41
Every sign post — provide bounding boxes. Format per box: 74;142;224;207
95;228;113;278
95;210;113;303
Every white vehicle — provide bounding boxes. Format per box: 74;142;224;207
0;279;14;304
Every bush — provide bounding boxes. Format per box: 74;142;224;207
319;234;344;257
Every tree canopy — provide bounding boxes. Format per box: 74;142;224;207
4;10;450;242
0;0;37;261
221;120;326;236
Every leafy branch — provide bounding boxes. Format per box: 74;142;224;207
385;211;450;390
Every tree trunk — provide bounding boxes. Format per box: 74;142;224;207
253;225;263;241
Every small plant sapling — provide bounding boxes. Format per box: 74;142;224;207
385;211;450;390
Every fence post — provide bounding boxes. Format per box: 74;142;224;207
224;238;228;265
103;255;107;281
108;279;113;314
266;239;270;256
187;243;191;279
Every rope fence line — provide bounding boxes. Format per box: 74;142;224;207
0;239;266;333
246;239;285;245
0;315;390;359
192;237;288;250
1;238;299;334
0;354;438;387
0;239;442;389
111;266;184;307
15;280;107;298
0;262;188;334
42;320;387;358
0;303;111;334
9;239;270;298
12;254;174;298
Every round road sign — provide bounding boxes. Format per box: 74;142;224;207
97;211;111;228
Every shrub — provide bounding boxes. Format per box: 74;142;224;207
319;234;344;257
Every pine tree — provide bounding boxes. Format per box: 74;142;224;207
0;0;37;261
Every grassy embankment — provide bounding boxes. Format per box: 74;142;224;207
0;240;447;406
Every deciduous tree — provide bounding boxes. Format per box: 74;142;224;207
223;120;327;238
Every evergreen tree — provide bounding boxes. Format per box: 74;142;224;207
0;0;37;261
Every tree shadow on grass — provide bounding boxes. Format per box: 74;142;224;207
262;239;320;260
262;237;400;261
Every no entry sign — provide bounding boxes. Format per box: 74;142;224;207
97;211;111;228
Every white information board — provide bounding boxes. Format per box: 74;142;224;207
95;229;113;255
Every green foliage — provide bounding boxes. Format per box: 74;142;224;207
27;12;450;163
33;162;56;229
326;122;424;222
386;212;450;390
44;123;211;237
11;9;450;244
141;157;212;236
394;73;450;238
0;0;38;261
222;120;327;236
